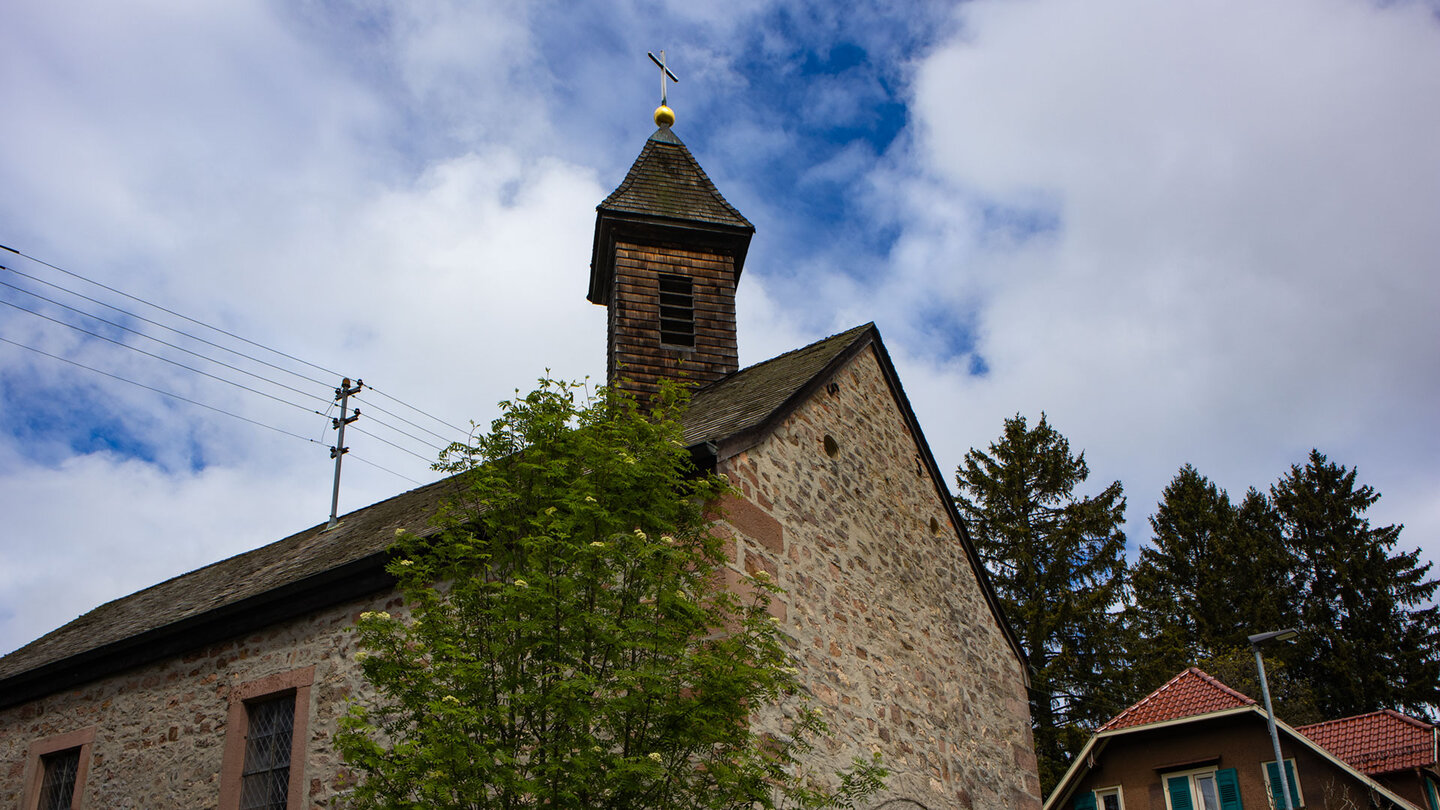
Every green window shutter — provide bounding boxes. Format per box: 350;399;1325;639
1074;792;1097;810
1266;761;1300;808
1283;761;1300;807
1265;761;1284;808
1216;768;1243;810
1168;775;1195;810
1423;777;1439;810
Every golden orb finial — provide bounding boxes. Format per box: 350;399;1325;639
654;104;675;128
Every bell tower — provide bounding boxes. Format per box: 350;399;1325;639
587;87;754;398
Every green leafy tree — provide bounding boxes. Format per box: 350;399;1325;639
335;378;884;810
954;413;1128;796
1273;449;1440;718
1130;467;1301;696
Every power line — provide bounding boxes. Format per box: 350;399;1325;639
1;285;450;461
0;296;327;417
0;335;322;446
0;279;333;407
348;454;425;487
349;426;436;465
0;243;344;380
363;384;472;437
0;263;332;389
1;335;428;487
352;410;448;453
1;243;467;463
3;269;448;460
351;393;463;446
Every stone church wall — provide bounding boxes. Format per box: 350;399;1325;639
713;345;1041;809
1;344;1038;810
0;589;391;809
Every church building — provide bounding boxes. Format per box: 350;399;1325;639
0;101;1040;810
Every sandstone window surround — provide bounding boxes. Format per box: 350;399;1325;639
21;726;96;810
219;665;315;810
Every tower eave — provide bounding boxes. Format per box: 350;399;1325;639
587;210;754;305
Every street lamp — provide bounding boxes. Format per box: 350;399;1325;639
1250;629;1300;810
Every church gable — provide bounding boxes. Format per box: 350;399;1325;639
709;337;1039;808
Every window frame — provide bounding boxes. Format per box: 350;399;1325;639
1095;785;1125;810
21;726;96;810
218;666;314;810
1166;767;1218;810
1261;757;1303;809
1164;766;1241;810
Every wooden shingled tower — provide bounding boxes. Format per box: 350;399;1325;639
588;111;755;398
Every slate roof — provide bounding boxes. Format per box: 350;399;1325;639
0;475;462;686
684;323;873;449
0;325;877;697
1298;710;1438;775
1099;667;1258;731
598;126;753;230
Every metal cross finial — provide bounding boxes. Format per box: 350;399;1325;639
648;50;678;106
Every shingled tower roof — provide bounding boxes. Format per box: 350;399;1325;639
587;125;754;305
600;127;752;228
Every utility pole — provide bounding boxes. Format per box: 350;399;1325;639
327;377;363;529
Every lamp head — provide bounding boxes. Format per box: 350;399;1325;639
1248;628;1300;646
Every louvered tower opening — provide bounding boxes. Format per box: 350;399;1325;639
658;274;695;348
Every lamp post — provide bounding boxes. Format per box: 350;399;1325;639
1250;628;1300;810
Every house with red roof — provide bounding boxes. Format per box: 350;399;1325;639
1045;668;1432;810
1297;710;1440;809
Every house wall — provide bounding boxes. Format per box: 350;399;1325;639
0;589;392;810
1377;771;1431;809
714;345;1041;810
1069;714;1398;810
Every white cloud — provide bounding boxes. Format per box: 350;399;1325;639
892;0;1440;551
3;0;1438;655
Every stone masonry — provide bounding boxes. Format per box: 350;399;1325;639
714;345;1041;809
0;590;393;810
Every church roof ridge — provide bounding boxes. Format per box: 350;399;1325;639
683;323;874;452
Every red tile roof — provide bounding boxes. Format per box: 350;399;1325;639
1297;710;1437;775
1100;667;1257;732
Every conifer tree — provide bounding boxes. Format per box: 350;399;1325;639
954;413;1128;796
1130;467;1300;694
1272;450;1440;718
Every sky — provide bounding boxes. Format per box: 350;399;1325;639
2;0;1438;655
